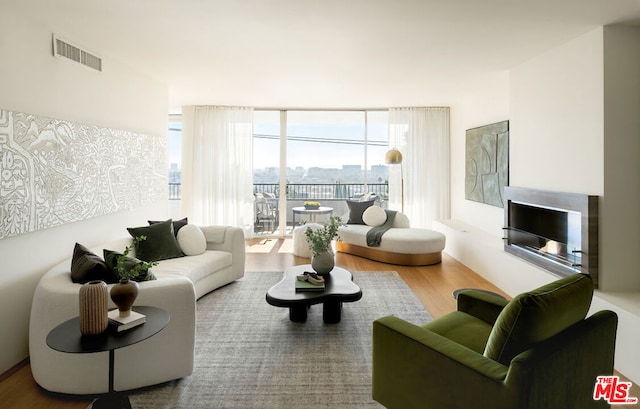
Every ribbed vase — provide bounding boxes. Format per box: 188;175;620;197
79;280;108;336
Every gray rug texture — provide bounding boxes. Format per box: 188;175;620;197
128;270;432;409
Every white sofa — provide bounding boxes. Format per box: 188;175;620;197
29;225;245;395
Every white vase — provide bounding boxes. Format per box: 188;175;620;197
311;250;335;275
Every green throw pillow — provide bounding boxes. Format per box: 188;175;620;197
148;217;188;236
483;273;593;365
70;243;118;284
103;249;157;282
127;219;184;262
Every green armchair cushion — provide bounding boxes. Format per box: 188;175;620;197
456;289;509;325
483;273;594;365
422;311;493;354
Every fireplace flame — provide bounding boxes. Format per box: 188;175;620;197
539;240;561;255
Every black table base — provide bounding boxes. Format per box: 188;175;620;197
267;265;361;324
90;391;131;409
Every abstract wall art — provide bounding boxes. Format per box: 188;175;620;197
465;120;509;208
0;109;167;239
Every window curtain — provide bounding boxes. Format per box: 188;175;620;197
388;107;450;228
181;106;254;234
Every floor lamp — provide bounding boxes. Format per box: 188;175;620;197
385;148;404;212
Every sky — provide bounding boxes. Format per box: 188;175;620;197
168;110;390;170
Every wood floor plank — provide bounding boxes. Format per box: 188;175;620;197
1;238;636;407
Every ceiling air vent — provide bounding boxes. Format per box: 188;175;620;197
52;34;102;72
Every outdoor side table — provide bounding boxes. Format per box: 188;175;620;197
291;206;334;225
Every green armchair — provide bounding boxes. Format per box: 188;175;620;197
372;274;618;409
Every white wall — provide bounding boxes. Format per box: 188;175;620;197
441;25;640;384
449;74;510;235
0;8;168;374
601;25;640;291
510;28;605;195
448;27;606;238
509;25;640;293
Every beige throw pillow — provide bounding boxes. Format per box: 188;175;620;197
177;224;207;256
363;206;387;227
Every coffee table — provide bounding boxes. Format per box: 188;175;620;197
46;306;169;409
266;264;362;323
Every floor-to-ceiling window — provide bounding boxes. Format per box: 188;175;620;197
168;110;390;235
252;110;389;236
168;115;182;219
253;111;281;234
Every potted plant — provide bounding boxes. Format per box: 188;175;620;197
111;236;157;317
304;201;321;210
305;216;342;275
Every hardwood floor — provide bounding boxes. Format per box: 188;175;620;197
245;237;510;318
1;238;637;408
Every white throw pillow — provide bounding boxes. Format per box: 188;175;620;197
392;212;411;228
177;224;207;256
363;206;387;227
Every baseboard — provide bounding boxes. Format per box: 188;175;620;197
0;357;29;383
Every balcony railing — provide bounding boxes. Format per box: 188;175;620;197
253;183;388;200
169;182;389;201
169;183;181;200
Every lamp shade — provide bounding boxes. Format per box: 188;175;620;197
385;149;403;164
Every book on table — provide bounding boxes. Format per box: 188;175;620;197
295;279;325;292
108;309;146;332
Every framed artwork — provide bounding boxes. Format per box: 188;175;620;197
0;109;166;239
465;120;509;208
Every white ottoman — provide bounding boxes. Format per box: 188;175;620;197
292;223;323;258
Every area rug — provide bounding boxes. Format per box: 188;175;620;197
129;271;432;409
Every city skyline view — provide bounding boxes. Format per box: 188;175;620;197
169;110;391;185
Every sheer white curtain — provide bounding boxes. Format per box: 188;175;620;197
388;107;450;228
181;106;254;234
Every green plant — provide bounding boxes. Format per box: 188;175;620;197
305;216;343;257
116;236;158;281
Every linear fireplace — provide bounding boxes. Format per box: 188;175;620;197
503;187;599;287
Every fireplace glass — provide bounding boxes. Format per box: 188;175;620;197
504;202;582;270
503;187;598;287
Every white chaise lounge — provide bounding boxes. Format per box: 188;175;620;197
336;202;446;265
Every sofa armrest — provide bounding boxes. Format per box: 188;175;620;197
201;225;245;274
29;266;197;394
457;289;509;325
115;275;197;390
373;315;512;409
